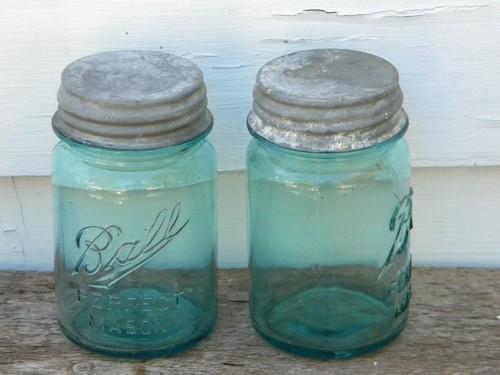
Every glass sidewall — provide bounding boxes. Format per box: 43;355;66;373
52;137;217;356
246;136;412;356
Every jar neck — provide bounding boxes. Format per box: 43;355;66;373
58;134;206;171
256;135;395;167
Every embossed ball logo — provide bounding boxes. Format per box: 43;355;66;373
72;203;190;289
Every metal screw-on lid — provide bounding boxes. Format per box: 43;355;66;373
248;49;408;152
53;50;212;149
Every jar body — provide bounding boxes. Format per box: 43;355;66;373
247;137;412;358
53;137;217;357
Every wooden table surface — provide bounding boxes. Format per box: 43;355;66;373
1;268;499;374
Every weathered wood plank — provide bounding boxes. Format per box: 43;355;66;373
0;268;499;374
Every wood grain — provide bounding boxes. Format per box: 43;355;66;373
1;1;500;175
0;268;499;374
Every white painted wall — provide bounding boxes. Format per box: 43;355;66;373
1;168;500;270
1;1;500;175
1;1;500;269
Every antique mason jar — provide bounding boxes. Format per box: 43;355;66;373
52;51;217;357
247;49;412;358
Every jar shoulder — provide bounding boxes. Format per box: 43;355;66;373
247;138;411;185
52;139;217;190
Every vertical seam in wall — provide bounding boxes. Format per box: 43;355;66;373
11;177;27;265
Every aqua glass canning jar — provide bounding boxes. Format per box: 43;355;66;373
52;51;217;357
247;49;412;358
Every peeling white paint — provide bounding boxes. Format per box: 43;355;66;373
1;225;17;233
464;114;500;122
182;52;221;59
1;0;500;175
211;64;254;70
276;5;494;18
260;36;379;44
20;113;53;118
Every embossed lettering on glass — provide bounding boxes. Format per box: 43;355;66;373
246;49;413;358
52;51;217;357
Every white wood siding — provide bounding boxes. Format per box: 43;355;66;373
1;1;500;175
1;1;499;269
1;168;500;270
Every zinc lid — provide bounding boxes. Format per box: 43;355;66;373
53;50;212;149
248;49;408;152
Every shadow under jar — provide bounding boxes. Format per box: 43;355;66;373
247;49;413;358
52;51;217;357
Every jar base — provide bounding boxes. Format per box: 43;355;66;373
58;317;216;358
57;286;216;358
251;285;408;359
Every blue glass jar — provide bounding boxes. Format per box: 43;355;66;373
247;49;412;358
52;51;217;357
